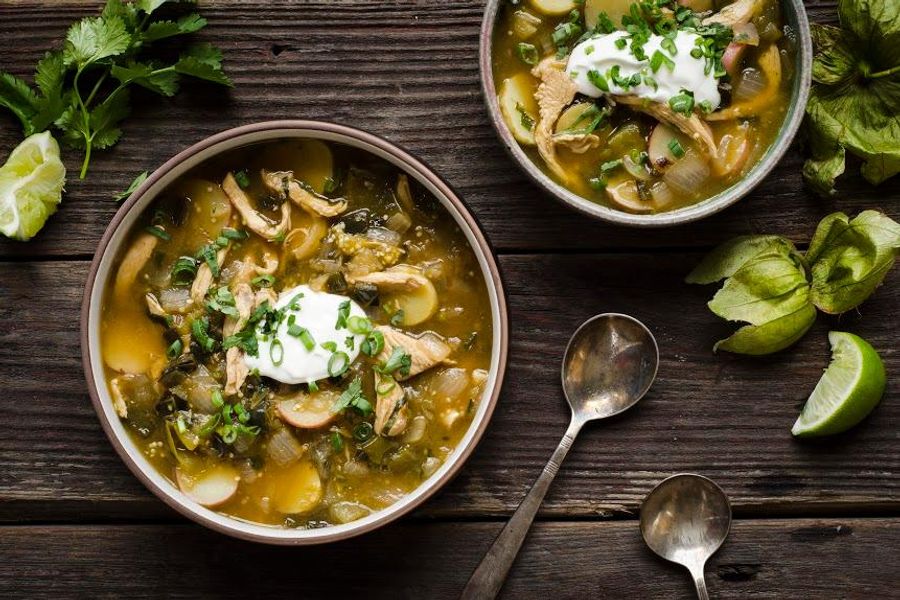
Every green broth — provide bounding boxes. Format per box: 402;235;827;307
101;140;493;528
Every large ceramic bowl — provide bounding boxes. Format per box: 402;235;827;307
81;121;508;545
479;0;813;227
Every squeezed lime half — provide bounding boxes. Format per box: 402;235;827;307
0;131;66;241
792;331;887;437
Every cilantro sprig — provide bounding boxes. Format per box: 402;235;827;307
0;0;230;179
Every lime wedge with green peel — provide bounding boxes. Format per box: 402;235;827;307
792;332;887;437
0;131;66;241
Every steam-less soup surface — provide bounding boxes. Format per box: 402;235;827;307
102;139;493;528
492;0;796;214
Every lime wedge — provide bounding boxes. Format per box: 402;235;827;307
792;332;886;437
0;131;66;241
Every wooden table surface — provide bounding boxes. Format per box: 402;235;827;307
1;1;898;598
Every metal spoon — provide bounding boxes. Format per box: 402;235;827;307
461;313;659;599
640;474;732;600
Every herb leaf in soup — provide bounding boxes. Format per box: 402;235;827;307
803;0;900;196
101;139;493;528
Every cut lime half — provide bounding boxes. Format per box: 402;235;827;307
0;131;66;241
792;332;886;437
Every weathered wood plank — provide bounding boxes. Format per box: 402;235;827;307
0;519;897;598
1;256;896;521
0;1;895;257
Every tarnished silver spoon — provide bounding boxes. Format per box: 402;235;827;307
640;474;733;600
461;313;659;599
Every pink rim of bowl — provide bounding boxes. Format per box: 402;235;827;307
81;120;509;545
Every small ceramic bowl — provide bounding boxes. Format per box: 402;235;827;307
479;0;813;227
81;121;509;545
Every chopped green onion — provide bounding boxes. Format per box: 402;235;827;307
690;48;703;59
668;90;695;116
361;330;385;357
196;244;220;277
661;37;677;56
516;103;535;132
379;346;411;378
352;422;374;442
171;256;198;286
234;170;250;188
288;324;316;351
614;38;626;50
330;431;344;451
251;274;275;288
650;50;675;73
667;138;686;158
588;176;607;190
191;317;217;353
165;339;183;360
308;380;319;393
515;42;538;65
211;389;224;408
347;315;373;335
321;341;338;353
328;351;350;377
375;376;396;396
587;69;609;92
270;339;284;366
335;300;351;329
145;225;170;241
221;228;248;240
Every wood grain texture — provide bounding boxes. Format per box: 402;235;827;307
0;1;896;257
0;518;897;598
1;256;896;522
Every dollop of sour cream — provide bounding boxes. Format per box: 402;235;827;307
566;30;721;110
244;285;368;385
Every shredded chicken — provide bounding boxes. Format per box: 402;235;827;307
374;378;409;436
224;347;249;397
109;376;129;418
551;132;601;154
703;0;763;26
113;233;158;299
706;44;781;121
222;172;291;241
531;58;578;183
350;266;429;292
261;170;348;217
190;246;229;305
254;287;278;310
395;174;414;212
145;292;166;318
376;326;452;381
613;95;717;156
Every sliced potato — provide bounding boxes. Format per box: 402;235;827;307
498;74;539;146
555;103;597;134
606;179;653;214
272;460;323;515
529;0;578;15
176;463;240;508
285;211;328;260
647;123;693;171
384;272;438;326
277;391;339;429
585;0;636;28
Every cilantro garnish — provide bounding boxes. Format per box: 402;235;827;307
0;0;230;179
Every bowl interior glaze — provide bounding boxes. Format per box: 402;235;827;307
479;0;813;227
81;121;508;545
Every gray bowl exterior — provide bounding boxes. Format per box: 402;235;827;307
81;121;509;545
479;0;813;227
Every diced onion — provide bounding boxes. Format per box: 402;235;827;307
733;68;766;104
662;149;710;195
159;287;192;313
266;428;305;467
649;180;676;210
430;368;470;402
365;226;401;246
732;23;760;46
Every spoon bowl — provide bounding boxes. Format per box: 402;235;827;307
462;313;659;599
640;474;733;599
562;313;659;422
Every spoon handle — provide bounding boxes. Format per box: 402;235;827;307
460;419;583;600
690;565;710;600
